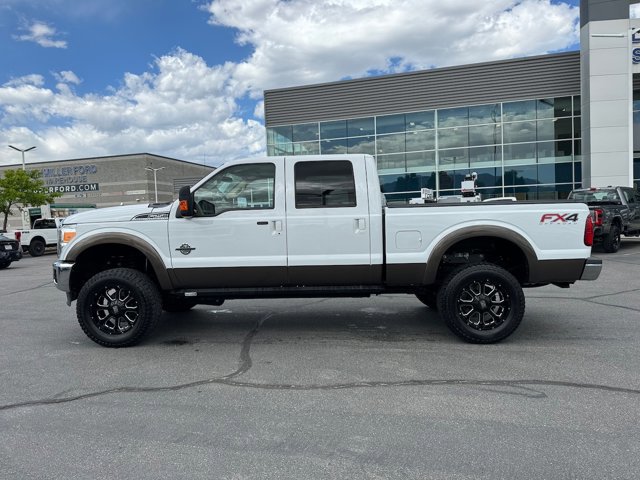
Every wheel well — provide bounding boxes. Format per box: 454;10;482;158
69;243;161;297
436;236;528;284
30;236;45;244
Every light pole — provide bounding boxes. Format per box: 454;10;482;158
145;166;165;203
8;145;36;170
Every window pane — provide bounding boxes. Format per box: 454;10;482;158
469;124;500;146
293;141;319;155
269;143;293;155
537;140;572;163
376;114;405;134
503;121;536;143
406;151;436;172
406;111;434;130
268;125;293;144
574;117;581;138
503;100;536;122
469;145;501;168
474;167;501;187
573;96;581;115
504;165;538;185
539;184;573;200
320;120;347;139
377;133;405;154
295;161;356;208
348;117;374;137
438;171;467;190
347;136;375;154
538;162;573;184
537;97;571;119
438;107;469;128
504;143;536;165
194;163;275;216
438;127;469;149
468;104;500;125
406;129;435;151
574;140;582;163
537;117;572;141
439;148;468;170
292;123;318;142
504;186;537;201
377;153;405;173
380;172;435;193
320;138;348;154
574;161;582;185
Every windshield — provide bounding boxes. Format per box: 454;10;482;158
569;189;621;203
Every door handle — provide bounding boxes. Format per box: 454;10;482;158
257;221;268;225
354;218;366;232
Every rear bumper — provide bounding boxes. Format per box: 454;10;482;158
580;257;602;281
0;249;22;262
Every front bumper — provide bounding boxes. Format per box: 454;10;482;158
580;257;602;281
53;260;74;291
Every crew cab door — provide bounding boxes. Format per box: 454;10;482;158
284;157;376;285
168;158;287;288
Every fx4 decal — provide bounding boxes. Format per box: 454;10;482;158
540;213;579;224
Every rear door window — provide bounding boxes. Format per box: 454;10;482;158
294;161;357;208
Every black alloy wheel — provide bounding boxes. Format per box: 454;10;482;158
603;224;621;253
76;268;162;347
439;263;525;344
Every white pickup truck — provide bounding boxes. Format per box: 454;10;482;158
13;218;62;256
53;154;601;347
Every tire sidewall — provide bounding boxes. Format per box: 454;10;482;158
77;268;160;347
29;239;45;256
441;265;525;343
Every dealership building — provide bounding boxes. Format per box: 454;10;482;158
263;0;640;201
0;153;212;229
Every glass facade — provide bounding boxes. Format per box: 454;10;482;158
633;92;640;190
266;96;583;201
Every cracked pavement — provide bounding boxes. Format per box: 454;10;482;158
1;240;639;479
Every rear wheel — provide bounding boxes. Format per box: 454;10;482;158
603;224;621;253
29;239;45;257
438;263;525;344
76;268;162;347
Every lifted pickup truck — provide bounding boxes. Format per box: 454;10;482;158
568;187;640;253
53;154;601;347
12;218;62;256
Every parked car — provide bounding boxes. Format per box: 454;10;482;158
568;187;640;252
10;217;62;256
0;233;23;269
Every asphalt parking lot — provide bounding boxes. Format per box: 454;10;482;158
1;241;639;479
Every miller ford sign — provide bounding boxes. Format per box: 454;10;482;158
41;164;99;194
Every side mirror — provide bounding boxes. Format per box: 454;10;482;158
178;185;194;218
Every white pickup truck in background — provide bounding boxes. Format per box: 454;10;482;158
53;154;601;347
13;218;62;256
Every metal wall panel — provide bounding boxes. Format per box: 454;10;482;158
264;52;581;127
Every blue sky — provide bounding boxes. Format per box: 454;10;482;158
0;1;585;166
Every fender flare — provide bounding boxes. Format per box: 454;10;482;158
65;232;172;290
422;225;538;284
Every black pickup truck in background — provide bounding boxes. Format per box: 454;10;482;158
568;187;640;252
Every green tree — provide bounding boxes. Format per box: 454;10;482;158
0;169;62;231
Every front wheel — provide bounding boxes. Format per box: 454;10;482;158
76;268;162;347
0;260;11;269
439;264;525;344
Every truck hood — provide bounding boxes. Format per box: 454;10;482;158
63;203;173;225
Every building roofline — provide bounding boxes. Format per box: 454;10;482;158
0;152;213;169
264;51;579;94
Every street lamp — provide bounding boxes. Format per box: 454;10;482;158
145;166;165;203
8;145;36;170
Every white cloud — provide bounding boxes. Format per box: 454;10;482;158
14;21;67;48
54;71;82;85
206;0;579;97
1;1;580;166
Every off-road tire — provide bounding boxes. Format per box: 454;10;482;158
76;268;162;347
438;263;525;344
29;239;45;257
603;224;621;253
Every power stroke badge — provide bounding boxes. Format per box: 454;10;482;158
176;243;196;255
